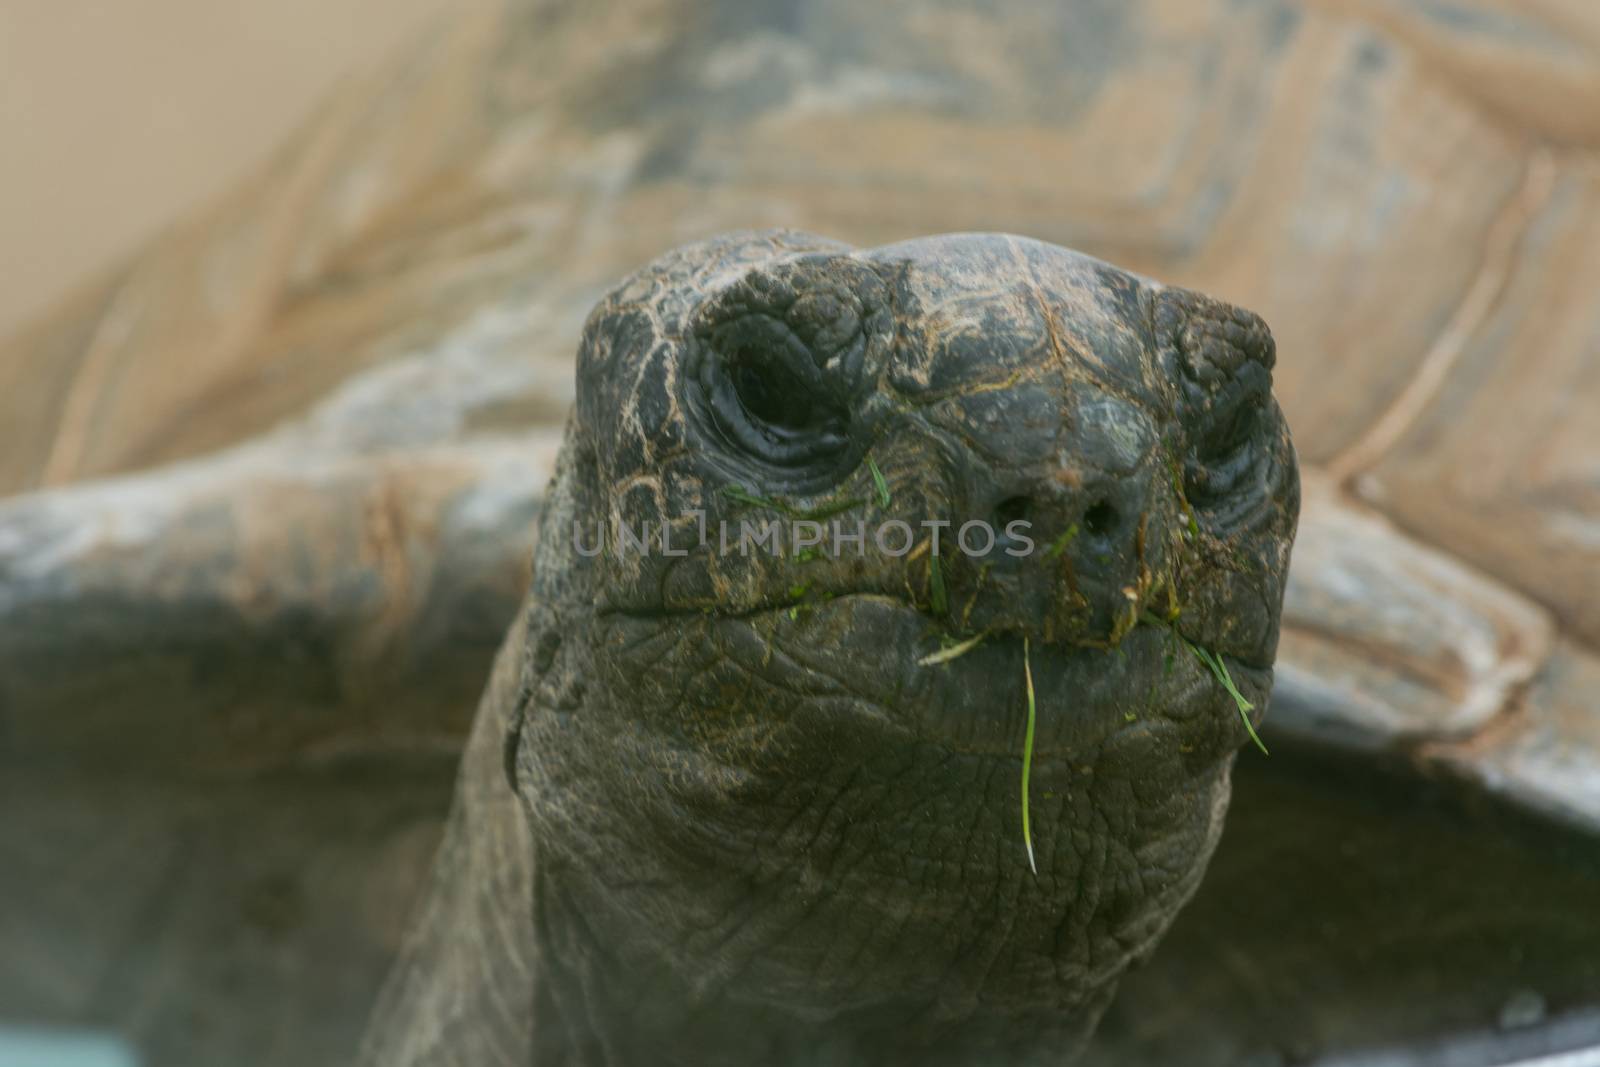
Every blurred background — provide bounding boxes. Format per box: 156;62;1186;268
0;0;464;336
1;2;1598;1066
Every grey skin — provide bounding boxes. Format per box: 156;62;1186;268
377;230;1299;1066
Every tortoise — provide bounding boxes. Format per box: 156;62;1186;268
350;227;1303;1067
1;1;1598;1065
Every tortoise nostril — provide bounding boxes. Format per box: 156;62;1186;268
993;496;1033;530
1083;500;1119;539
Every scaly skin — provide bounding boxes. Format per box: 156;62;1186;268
380;229;1299;1066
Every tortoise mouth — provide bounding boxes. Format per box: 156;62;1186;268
605;591;1271;760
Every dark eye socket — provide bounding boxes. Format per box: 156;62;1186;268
1198;401;1260;464
1185;372;1270;509
732;356;818;432
696;315;851;470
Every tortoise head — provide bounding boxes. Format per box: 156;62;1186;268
511;230;1299;1063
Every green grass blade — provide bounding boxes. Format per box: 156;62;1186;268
1186;641;1268;755
721;484;778;510
1021;638;1039;876
867;457;892;508
929;553;948;615
1044;523;1080;559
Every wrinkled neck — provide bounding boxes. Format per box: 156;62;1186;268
528;858;819;1066
528;858;1100;1067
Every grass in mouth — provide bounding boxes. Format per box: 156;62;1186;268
1021;637;1039;876
1138;610;1267;756
921;629;1034;873
1007;620;1266;874
914;629;1033;871
1184;639;1269;755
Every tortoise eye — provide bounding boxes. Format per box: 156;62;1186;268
1196;384;1265;465
686;258;886;483
699;315;850;468
1184;372;1271;511
1155;285;1276;501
